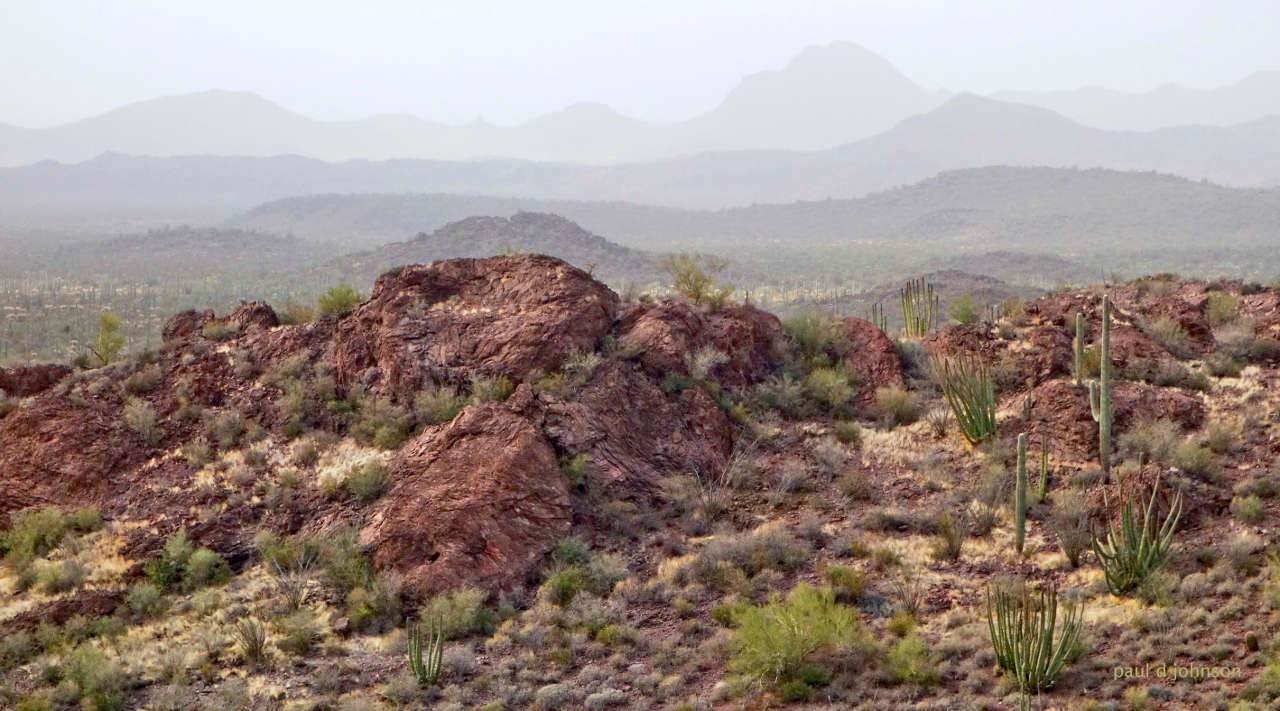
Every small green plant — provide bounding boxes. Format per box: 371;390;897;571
986;580;1084;693
316;284;362;317
1235;495;1265;524
1143;316;1193;359
931;510;965;561
948;294;978;325
931;355;997;445
88;311;124;367
728;582;866;686
233;618;269;666
874;386;920;427
1049;498;1091;568
346;461;390;503
413;383;466;425
407;617;445;687
1092;474;1182;595
469;374;514;403
661;253;734;309
885;633;940;686
123;397;162;446
803;367;856;414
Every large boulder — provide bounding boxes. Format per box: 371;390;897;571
330;255;619;396
840;317;904;407
0;363;73;397
614;301;783;388
363;405;570;600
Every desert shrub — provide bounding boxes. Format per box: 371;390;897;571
802;367;857;414
414;383;466;425
421;587;493;639
948;294;978;325
254;531;322;574
205;410;246;450
1203;420;1236;454
1117;418;1181;465
1250;337;1280;363
275;299;316;325
127;582;168;618
316;284;362;317
884;634;940;686
662;253;734;309
1123;358;1209;391
540;565;588;606
1;506;97;569
146;530;227;591
823;564;865;604
470;374;514;403
1206;292;1240;327
35;559;88;594
0;389;17;418
201;319;237;342
273;610;319;657
728;582;868;685
783;312;849;367
65;643;126;710
345;574;402;634
185;547;231;588
123;365;162;394
1050;498;1092;568
123;398;162;445
346;461;389;503
1216;322;1258;360
233;618;269;665
931;510;965;561
682;528;810;588
832;420;862;446
1172;440;1218;479
1207;353;1243;377
1235;495;1265;524
753;374;809;418
88;311;125;367
874;386;920;427
924;406;949;437
1143;316;1193;358
683;346;727;381
351;396;414;449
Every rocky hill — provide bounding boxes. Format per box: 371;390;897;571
4;257;1280;709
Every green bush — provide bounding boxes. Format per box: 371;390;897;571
1206;292;1239;327
469;374;514;403
123;365;162;394
874;386;920;426
35;560;88;594
803;367;857;414
2;506;97;569
783;312;849;367
947;294;978;325
88;311;125;367
316;284;363;317
127;582;169;618
65;643;126;710
832;420;862;446
350;396;414;449
1236;495;1265;524
1172;440;1218;479
146;531;226;591
884;633;940;686
123;398;162;446
1093;475;1182;595
201;319;238;342
346;461;390;503
823;564;865;604
1117;418;1181;465
728;582;867;684
413;383;466;425
205;410;246;450
420;587;493;639
184;547;231;588
1143;316;1193;358
661;253;734;309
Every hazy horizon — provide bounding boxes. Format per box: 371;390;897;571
4;0;1280;129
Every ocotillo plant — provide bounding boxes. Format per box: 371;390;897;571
407;616;445;687
1088;295;1113;478
1072;311;1086;386
1015;433;1027;555
900;278;939;338
931;355;998;445
986;580;1084;694
1092;474;1182;596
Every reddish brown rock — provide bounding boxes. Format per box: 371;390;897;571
162;308;216;344
1020;380;1206;462
0;588;124;634
614;300;782;388
0;363;73;397
226;301;280;334
840;317;904;406
330;255;619;396
537;359;734;495
362;404;570;600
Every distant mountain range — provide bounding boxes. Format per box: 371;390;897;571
995;71;1280;131
0;42;946;166
6;94;1280;216
5;41;1280;169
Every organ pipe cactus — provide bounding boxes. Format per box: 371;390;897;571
986;580;1084;694
407;616;444;687
1038;436;1050;501
870;301;888;333
1015;434;1027;555
931;355;998;445
1088;295;1113;478
900;278;939;338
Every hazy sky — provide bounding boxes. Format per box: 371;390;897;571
3;0;1278;128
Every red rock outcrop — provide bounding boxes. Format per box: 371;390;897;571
1020;380;1206;462
362;404;570;599
614;300;782;388
0;363;73;397
330;255;619;396
840;317;904;406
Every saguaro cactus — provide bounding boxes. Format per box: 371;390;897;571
1072;312;1086;387
1088;295;1113;478
1015;433;1027;555
900;278;939;338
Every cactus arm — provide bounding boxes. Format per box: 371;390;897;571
1015;434;1027;555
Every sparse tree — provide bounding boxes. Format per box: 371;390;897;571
316;284;363;317
89;311;124;367
661;253;734;309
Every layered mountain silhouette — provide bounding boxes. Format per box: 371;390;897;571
996;71;1280;131
0;42;946;166
6;94;1280;214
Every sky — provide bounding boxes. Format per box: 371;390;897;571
2;0;1278;128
